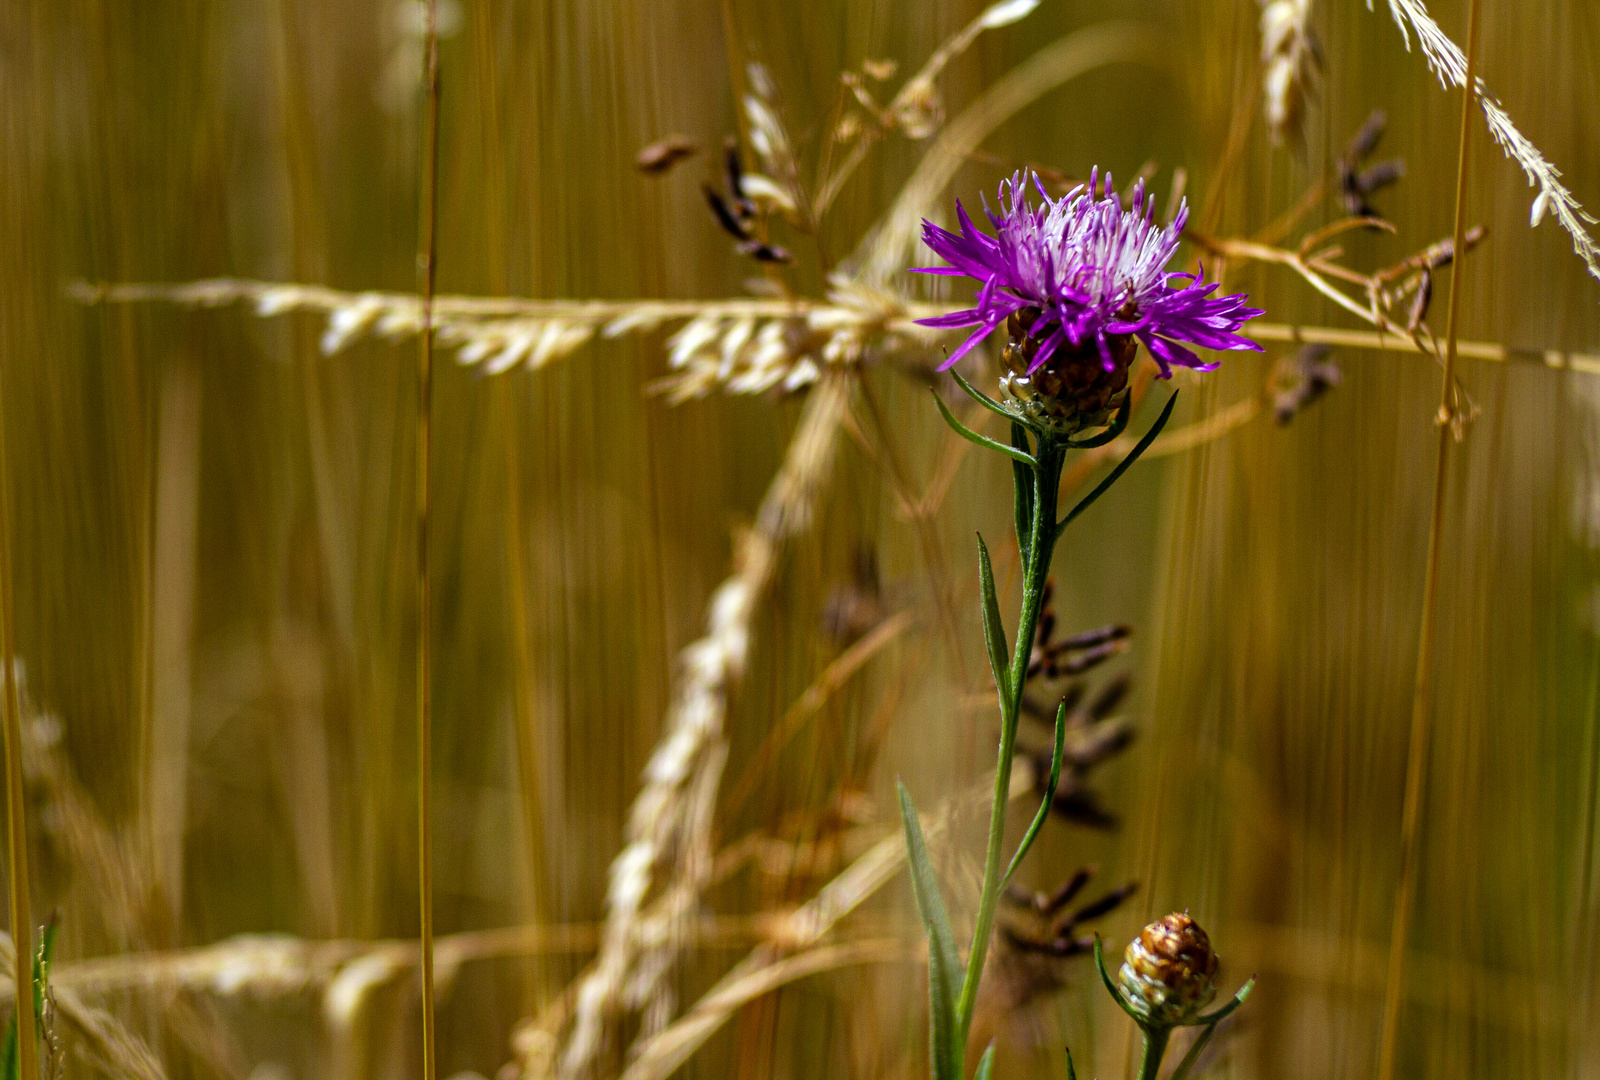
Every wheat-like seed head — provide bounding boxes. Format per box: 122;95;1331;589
1372;0;1600;285
69;280;940;398
1260;0;1319;147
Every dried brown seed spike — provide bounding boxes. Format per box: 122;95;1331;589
703;185;751;241
635;135;699;173
1354;158;1406;196
1343;108;1388;165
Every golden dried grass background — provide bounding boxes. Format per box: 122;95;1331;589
1;1;1598;1080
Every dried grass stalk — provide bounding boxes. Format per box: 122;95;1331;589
69;280;934;397
853;21;1166;283
1372;0;1600;283
556;375;851;1080
615;766;1036;1080
1260;0;1319;146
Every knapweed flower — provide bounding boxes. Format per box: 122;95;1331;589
1118;912;1220;1026
915;169;1262;433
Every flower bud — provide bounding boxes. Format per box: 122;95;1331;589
998;308;1134;435
1118;912;1219;1025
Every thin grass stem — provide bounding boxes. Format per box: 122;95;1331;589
1377;2;1483;1077
0;306;35;1080
416;2;442;1078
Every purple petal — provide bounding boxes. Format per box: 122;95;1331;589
937;317;1003;371
1027;324;1068;373
915;307;984;329
1140;332;1216;376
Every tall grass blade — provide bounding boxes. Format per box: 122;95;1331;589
897;782;963;1080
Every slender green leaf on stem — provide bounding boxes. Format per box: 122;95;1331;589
1001;699;1066;887
33;920;56;1019
1010;422;1034;565
1065;392;1132;449
971;1044;996;1080
976;535;1011;703
1167;1024;1219;1080
1055;390;1179;541
931;391;1036;466
898;782;965;1080
950;367;1016;423
2;918;58;1080
1188;976;1255;1027
1064;1046;1078;1080
1094;935;1146;1023
1166;980;1253;1080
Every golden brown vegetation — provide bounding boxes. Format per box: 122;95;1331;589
2;2;1599;1080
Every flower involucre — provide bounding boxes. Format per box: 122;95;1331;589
1119;911;1220;1026
915;170;1262;431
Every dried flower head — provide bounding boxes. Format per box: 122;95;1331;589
1119;912;1220;1025
914;170;1262;433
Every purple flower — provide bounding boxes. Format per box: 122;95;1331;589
914;170;1263;378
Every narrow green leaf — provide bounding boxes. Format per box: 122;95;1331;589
898;783;965;1080
949;367;1015;423
976;535;1010;703
1167;1023;1218;1080
1094;935;1147;1024
33;920;56;1019
3;918;60;1080
1064;1045;1078;1080
1065;392;1132;449
1001;698;1066;887
1056;390;1179;542
931;391;1037;467
1010;422;1034;566
971;1043;996;1080
1167;980;1253;1078
1187;976;1255;1027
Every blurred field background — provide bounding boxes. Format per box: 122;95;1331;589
1;2;1599;1080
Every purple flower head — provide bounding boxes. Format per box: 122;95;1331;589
913;169;1263;380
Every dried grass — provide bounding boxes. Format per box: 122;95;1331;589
557;375;850;1079
15;4;1600;1080
1372;0;1600;283
1259;0;1319;146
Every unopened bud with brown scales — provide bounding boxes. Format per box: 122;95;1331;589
1119;912;1220;1025
1083;913;1253;1080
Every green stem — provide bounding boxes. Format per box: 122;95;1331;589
953;437;1065;1051
1137;1026;1172;1080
